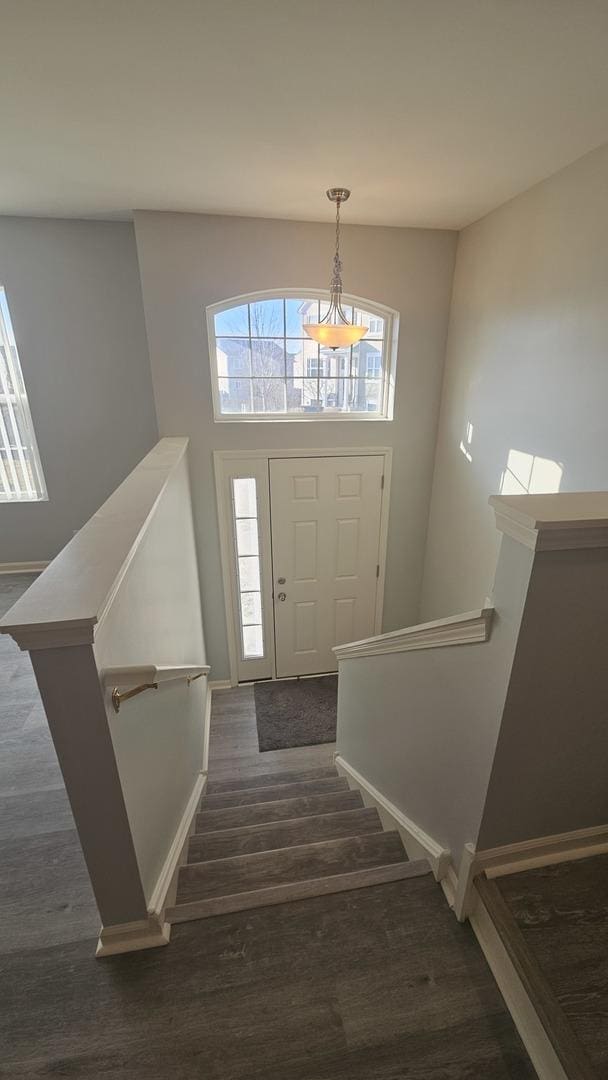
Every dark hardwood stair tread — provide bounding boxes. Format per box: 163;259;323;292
199;776;348;810
167;858;431;923
187;806;384;862
195;789;363;833
177;831;407;905
205;765;339;794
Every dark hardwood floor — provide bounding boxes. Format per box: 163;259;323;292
497;855;608;1076
0;575;535;1078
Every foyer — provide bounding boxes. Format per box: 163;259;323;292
0;574;534;1077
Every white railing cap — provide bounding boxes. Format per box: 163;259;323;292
0;438;189;650
490;491;608;551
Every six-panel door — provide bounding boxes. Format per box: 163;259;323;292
269;456;384;678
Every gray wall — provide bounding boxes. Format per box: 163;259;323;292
420;141;608;621
0;217;158;562
478;544;608;848
134;210;457;679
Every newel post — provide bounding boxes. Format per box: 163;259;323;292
4;619;168;957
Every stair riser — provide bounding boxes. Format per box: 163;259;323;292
199;776;348;810
178;832;407;904
188;808;383;862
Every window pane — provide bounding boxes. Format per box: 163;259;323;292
233;477;257;517
242;624;264;659
351;340;383;379
249;299;284;337
236;517;259;556
252;379;286;413
216;338;251;377
251;339;285;377
286;298;319;335
238;556;261;591
218;377;253;413
240;591;262;625
214;304;249;336
318;379;339;410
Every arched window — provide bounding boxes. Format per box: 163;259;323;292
207;289;398;421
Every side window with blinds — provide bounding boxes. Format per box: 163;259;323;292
0;287;47;502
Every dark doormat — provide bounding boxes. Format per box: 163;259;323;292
254;675;338;752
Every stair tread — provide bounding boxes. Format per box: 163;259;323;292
177;831;407;905
188;806;384;862
205;765;339;794
195;789;363;833
200;776;348;810
167;858;431;923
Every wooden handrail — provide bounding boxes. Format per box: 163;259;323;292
333;608;494;662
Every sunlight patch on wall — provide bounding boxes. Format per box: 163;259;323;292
459;421;473;463
499;449;563;495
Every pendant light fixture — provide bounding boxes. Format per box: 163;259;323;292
304;188;368;350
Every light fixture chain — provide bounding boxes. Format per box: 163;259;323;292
331;197;343;291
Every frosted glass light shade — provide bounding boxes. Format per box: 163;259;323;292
304;323;368;348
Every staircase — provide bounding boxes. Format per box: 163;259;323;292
167;764;430;923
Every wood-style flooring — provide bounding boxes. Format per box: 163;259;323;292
0;575;535;1078
497;855;608;1076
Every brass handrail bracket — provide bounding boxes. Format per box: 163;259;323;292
112;682;158;714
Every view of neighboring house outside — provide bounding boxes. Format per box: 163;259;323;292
213;296;386;417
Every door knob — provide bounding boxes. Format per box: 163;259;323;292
277;577;286;584
277;592;287;602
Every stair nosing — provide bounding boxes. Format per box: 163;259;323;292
183;828;399;874
189;806;379;841
199;777;348;807
167;859;431;923
205;767;339;795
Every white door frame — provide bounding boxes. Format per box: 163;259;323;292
214;446;393;687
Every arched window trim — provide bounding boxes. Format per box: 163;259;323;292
206;288;399;422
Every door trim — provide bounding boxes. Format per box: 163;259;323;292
214;447;393;687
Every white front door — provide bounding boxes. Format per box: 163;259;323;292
270;456;384;678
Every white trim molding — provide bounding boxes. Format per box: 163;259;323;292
469;893;569;1080
491;490;608;551
96;914;171;958
334;755;450;880
147;770;207;919
0;561;49;575
453;823;608;921
333;607;493;661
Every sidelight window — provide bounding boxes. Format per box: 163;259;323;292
231;477;264;660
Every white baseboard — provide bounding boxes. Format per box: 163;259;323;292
440;864;458;909
209;679;232;690
96;914;170;958
469;892;569;1080
334;754;450;880
147;770;207;920
0;561;48;575
454;822;608;921
202;683;212;774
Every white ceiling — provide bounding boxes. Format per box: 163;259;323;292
2;0;608;229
